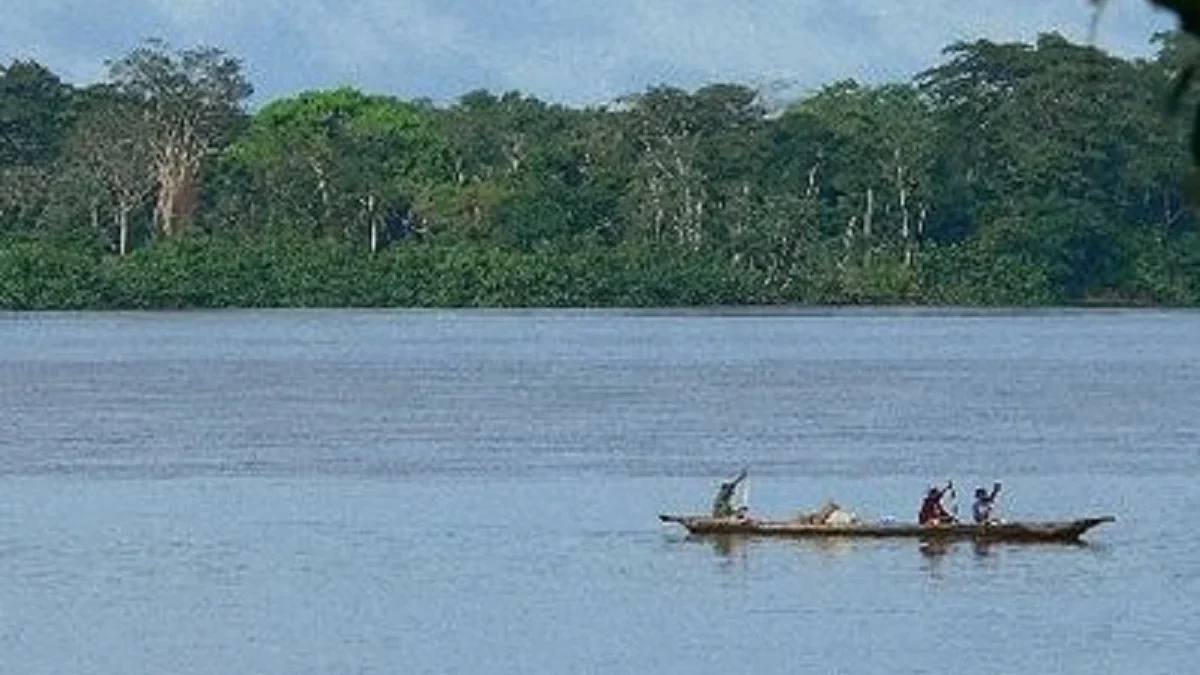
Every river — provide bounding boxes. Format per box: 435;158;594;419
1;308;1196;674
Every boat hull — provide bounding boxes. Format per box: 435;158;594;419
658;514;1115;542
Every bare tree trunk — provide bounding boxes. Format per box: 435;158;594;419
367;193;378;254
681;174;692;246
913;203;928;267
308;157;332;227
155;167;173;237
898;163;912;268
863;188;874;269
506;134;524;175
649;175;664;241
154;144;179;237
176;163;197;233
152;132;200;238
841;215;857;273
805;162;820;200
863;188;874;240
117;205;130;257
155;155;196;238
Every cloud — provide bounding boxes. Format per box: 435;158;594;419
0;0;1176;107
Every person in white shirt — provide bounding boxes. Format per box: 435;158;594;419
972;482;1002;524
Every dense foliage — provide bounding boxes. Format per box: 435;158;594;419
2;32;1200;309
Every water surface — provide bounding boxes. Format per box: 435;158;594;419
1;309;1196;674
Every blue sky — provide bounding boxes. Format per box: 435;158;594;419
0;0;1176;107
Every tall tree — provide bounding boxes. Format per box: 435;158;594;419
107;40;251;238
620;87;708;246
62;90;156;255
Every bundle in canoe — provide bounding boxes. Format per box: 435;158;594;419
658;514;1115;543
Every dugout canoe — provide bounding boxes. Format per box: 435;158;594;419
658;514;1115;543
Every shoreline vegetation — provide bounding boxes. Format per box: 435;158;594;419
3;32;1200;310
0;235;1186;310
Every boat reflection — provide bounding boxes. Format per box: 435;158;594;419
916;538;1010;558
681;531;1096;570
918;538;952;558
704;534;744;558
687;533;867;560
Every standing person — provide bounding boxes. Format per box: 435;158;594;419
972;482;1002;524
711;468;749;518
918;482;955;525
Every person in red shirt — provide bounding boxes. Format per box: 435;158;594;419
918;482;955;525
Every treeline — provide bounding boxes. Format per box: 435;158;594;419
2;32;1199;309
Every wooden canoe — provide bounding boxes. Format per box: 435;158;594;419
658;514;1115;543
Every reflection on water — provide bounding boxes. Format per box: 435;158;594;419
699;535;750;573
686;533;863;561
918;538;953;559
688;530;1100;572
699;534;744;559
971;540;994;558
692;532;940;561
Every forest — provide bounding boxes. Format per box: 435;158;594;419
1;31;1198;309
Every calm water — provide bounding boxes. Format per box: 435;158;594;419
1;309;1197;674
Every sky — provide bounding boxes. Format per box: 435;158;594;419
0;0;1177;108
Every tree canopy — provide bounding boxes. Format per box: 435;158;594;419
1;30;1199;309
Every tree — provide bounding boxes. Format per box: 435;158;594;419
224;88;449;250
436;91;575;244
0;61;71;240
0;60;71;169
62;90;156;255
0;166;50;237
620;87;709;246
788;81;935;270
108;39;251;239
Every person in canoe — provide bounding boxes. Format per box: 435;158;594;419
972;482;1002;524
711;468;749;518
918;482;956;525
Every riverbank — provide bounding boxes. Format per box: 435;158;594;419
2;235;1195;310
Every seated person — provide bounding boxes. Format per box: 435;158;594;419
918;483;955;525
711;468;749;518
972;482;1002;524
